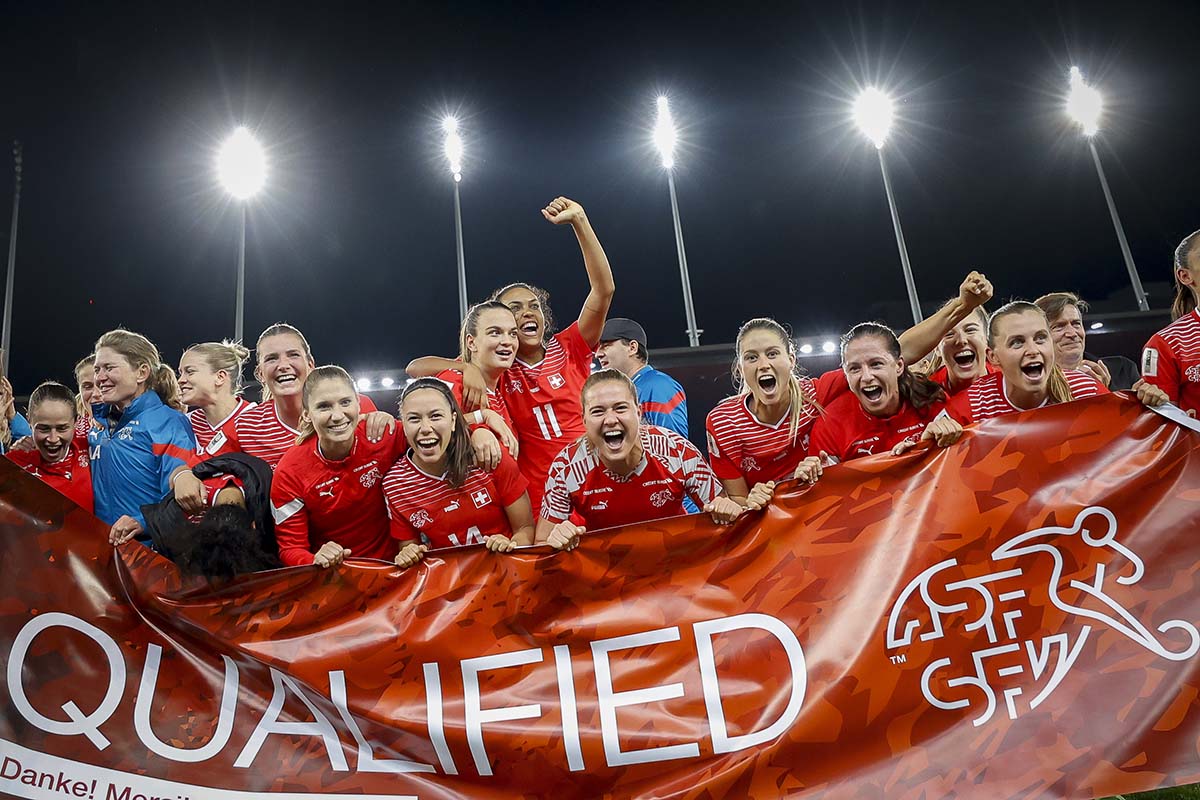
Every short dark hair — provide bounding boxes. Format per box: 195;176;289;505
612;338;648;363
1033;292;1088;324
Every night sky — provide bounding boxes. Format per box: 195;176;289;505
2;1;1199;395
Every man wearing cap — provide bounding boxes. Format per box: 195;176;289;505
596;317;690;439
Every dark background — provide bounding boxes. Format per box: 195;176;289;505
1;0;1198;397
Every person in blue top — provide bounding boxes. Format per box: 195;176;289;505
88;328;207;546
595;318;696;513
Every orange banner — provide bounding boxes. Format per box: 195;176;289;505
2;394;1199;800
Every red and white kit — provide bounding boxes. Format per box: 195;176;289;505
6;446;94;513
232;395;377;469
383;451;528;549
947;370;1107;424
810;394;946;464
541;425;721;531
1141;309;1200;416
188;397;255;457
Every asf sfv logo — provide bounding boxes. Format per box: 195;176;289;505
886;506;1200;727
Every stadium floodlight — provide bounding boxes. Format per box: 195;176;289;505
1064;67;1148;312
853;88;894;150
381;376;395;388
2;141;22;375
1089;322;1104;330
444;116;468;322
799;343;814;355
356;377;372;392
216;126;267;343
852;87;922;325
651;95;701;347
822;341;836;354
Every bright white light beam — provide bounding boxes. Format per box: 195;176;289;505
1066;66;1103;137
216;127;267;199
444;116;464;182
853;88;894;149
653;96;676;169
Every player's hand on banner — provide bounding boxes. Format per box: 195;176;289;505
541;196;585;226
745;481;776;511
471;428;502;471
546;521;584;550
108;515;144;545
793;456;823;484
485;534;515;553
364;411;396;443
1132;378;1169;408
484;411;519;458
705;496;744;525
461;364;490;412
957;270;993;310
394;542;427;568
172;469;208;513
314;541;351;568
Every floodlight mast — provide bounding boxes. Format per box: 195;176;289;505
2;141;22;375
1066;67;1149;312
654;96;701;347
444;117;468;322
216;126;267;343
854;88;922;325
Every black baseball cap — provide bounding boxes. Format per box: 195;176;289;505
600;318;648;349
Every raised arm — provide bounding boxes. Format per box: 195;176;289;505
542;197;615;347
898;271;993;364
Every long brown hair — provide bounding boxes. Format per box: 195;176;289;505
1172;230;1200;321
987;301;1074;403
400;378;476;488
94;329;184;411
490;282;556;343
841;322;946;412
732;318;820;443
295;365;355;444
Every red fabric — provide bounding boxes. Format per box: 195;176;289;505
809;394;945;463
383;451;527;548
704;380;821;488
232;395;376;469
947;370;1108;424
1142;308;1200;416
437;368;516;434
928;361;1001;395
188;398;255;456
270;422;407;566
5;446;93;512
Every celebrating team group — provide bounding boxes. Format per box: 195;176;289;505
6;197;1200;579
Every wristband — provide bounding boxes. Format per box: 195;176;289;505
472;410;485;425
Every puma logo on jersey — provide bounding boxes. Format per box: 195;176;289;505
443;500;461;513
855;446;875;456
318;488;335;499
591;500;609;511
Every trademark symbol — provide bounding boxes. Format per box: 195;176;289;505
890;653;907;665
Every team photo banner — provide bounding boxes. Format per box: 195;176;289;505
1;394;1199;799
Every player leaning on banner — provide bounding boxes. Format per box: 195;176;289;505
536;369;744;551
1141;229;1200;416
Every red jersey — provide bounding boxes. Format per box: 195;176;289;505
500;322;594;508
188;398;255;457
541;425;721;531
704;370;845;488
437;369;516;433
928;362;1001;396
809;393;945;464
946;370;1108;424
7;446;94;513
383;451;528;548
1141;309;1200;415
270;422;406;567
232;395;377;469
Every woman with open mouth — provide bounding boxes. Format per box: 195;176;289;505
6;381;93;513
810;323;963;464
271;365;408;568
923;303;998;396
178;340;256;458
384;379;534;569
538;370;744;550
1141;228;1200;417
947;301;1167;424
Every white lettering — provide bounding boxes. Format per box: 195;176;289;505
233;668;348;770
461;649;544;776
329;670;435;774
422;663;458;775
134;644;239;762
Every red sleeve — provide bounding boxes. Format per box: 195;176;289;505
269;455;315;567
704;414;742;482
813;370;850;405
358;394;378;413
389;510;420;544
944;391;974;425
560;321;597;365
494;452;529;506
1140;334;1180;401
808;415;843;463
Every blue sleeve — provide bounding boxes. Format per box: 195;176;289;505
152;411;200;498
11;413;31;440
640;375;689;440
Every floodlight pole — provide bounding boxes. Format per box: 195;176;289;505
666;171;701;347
453;179;467;323
234;204;247;343
2;141;21;375
1087;138;1149;312
876;146;922;326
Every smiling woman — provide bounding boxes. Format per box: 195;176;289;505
5;381;93;513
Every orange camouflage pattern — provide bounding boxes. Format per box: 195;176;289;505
1;393;1199;800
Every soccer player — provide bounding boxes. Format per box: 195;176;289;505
384;379;534;568
6;381;93;512
270;366;408;568
91;329;206;545
537;370;743;550
74;355;101;437
178;340;256;457
231;323;383;469
810;323;963;463
1140;229;1200;415
595;318;690;437
923;303;997;396
1034;292;1139;390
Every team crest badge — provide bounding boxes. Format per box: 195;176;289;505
650;489;674;508
1186;363;1200;383
471;488;492;508
409;510;433;529
547;373;566;389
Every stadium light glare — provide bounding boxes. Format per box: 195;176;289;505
822;341;836;354
1090;322;1104;330
1066;66;1103;137
853;88;894;149
381;376;395;388
356;377;372;392
653;96;676;170
444;116;464;181
799;343;814;355
216;127;267;200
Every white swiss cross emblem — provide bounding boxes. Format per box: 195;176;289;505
547;373;565;389
471;488;492;509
